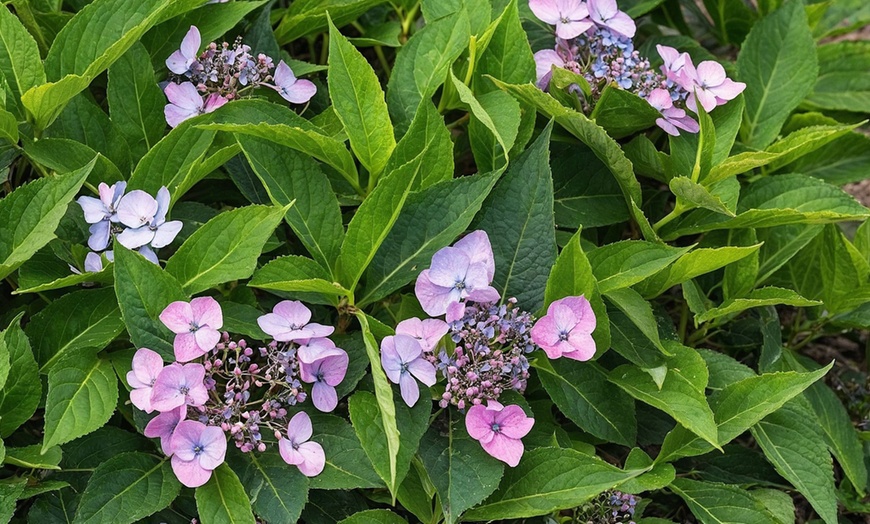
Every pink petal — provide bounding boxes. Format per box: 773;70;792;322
656;117;681;136
399;372;421;407
257;312;292;340
274;300;312;327
299;323;335;339
193;327;221;353
428;247;471;288
380;336;404;384
588;0;618;20
279;438;303;465
466;405;496;443
565;331;596;361
393;335;423;364
495;405;535;439
530;315;562;348
453;231;496;282
160;301;194;334
164;82;203;112
696;61;727;87
528;0;562;24
555;19;594;39
151;221;183;248
203;93;228;113
197;426;227;470
535;49;565;86
558;296;596;333
117;226;154;250
695;88;719;113
605;11;635;37
287;411;313;442
420;319;450;351
321;353;348;386
191;297;223;329
709;78;746;103
481;432;525;467
560;0;589;19
312;381;338;412
150;365;186;412
277;79;317;104
171;456;213;487
78;195;108;223
170;420;204;461
166;50;191;75
116;190;158;229
130;388;154;413
180;26;201;61
414;271;455;316
174;332;206;363
164;103;198;128
462;263;492;292
295;441;325;477
445;301;466;323
407;358;436;387
297;338;339;364
145;406;186;455
132;348;164;385
646;88;673;111
539;342;566;359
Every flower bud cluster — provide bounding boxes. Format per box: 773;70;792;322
431;298;535;409
562;490;638;524
127;297;341;486
75;181;181;270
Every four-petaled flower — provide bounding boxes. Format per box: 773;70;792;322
145;405;187;456
646;88;700;136
531;296;597;361
127;348;164;413
678;60;746;113
279;411;325;477
117;187;183;251
587;0;636;38
164;82;227;128
267;61;317;104
257;300;334;342
466;401;534;467
380;335;437;407
78;182;127;251
166;26;201;76
529;0;593;40
415;242;500;317
170;420;227;487
298;341;348;412
395;317;449;353
160;297;224;362
150;363;209;412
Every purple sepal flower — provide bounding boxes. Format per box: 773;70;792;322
466;401;534;467
116;190;158;230
529;0;594;40
279;411;325;477
126;348;164;413
144;405;187;456
267;61;316;104
395;317;449;353
138;245;160;264
150;363;209;412
380;335;437;407
169;420;227;487
530;296;597;361
164;82;227;128
679;60;746;113
78;181;126;224
298;343;348;412
257;300;334;342
534;49;567;90
159;297;223;362
588;0;636;38
117;187;182;250
646;88;699;136
166;26;201;76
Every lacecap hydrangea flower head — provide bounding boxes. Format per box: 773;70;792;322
383;230;597;466
128;298;343;486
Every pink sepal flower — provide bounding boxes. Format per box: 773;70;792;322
257;300;334;342
466;401;534;467
268;61;316;104
144;405;187;456
170;420;227;487
587;0;636;38
529;0;594;40
395;318;449;353
380;335;436;407
159;297;223;362
679;60;746;113
279;412;325;477
530;296;597;361
298;342;348;413
646;88;700;136
164;82;227;128
534;49;567;90
127;348;164;413
150;363;209;412
166;26;201;75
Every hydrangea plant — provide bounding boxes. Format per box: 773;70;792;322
1;0;870;522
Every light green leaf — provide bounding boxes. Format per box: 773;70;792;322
165;205;287;294
275;0;385;44
195;463;255;524
0;321;9;391
249;255;347;305
419;410;504;524
0;161;93;280
636;244;761;298
591;85;660;139
671;479;786;524
588;241;689;294
473;0;535;95
3;444;62;470
534;359;636;446
237;135;344;274
757;224;823;285
73;453;181;524
359;171;500;307
605;287;666;356
25;139;122;188
381;101;454;191
229;450;308;524
468;90;521;172
0;315;40;437
338;509;408;524
805;41;870;113
737;0;818;148
27;287;124;373
328;19;395;181
787;131;870;186
43;355;118;451
0;6;45;118
114;245;187;360
751;400;837;524
0;478;26;523
464;447;644;520
670;177;734;216
107;42;165;160
696;286;821;323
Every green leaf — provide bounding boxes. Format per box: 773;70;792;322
0;161;93;280
670;177;734;216
722;228;760;300
249;255;348;305
114;245;187;360
757;224;823;285
0;478;26;523
805;41;870;113
464;447;644;520
237;136;344;274
229;450;308;524
492;80;656;239
73;453;181;524
737;0;818;148
308;413;383;490
328;20;395;181
418;410;504;524
359;171;500;307
542;228;610;352
703;0;756;45
591;85;660;139
0;315;40;437
274;0;385;44
0;6;44;118
472;121;555;312
25;139;122;188
386;9;470;133
349;391;430;497
27;288;124;373
534;358;636;446
354;312;401;491
636;245;761;298
107;42;165;160
695;286;820;323
467;90;522;172
339;509;408;524
588;241;689;295
0;323;9;391
3;444;62;470
382;101;454;191
608;307;666;369
787;131;870;186
24;0;200;130
473;0;535;94
45;93;132;172
670;479;787;524
552;142;629;229
751;400;837;524
195;463;255;524
165;205;287;294
43;354;118;451
610;342;718;448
